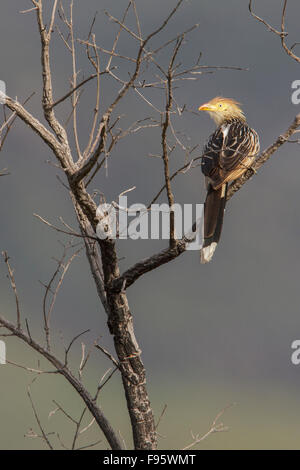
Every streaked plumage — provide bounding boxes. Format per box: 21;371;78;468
198;97;260;263
202;119;260;189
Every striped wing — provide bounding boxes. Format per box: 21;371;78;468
201;120;260;189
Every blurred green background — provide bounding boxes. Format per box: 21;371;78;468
1;0;300;450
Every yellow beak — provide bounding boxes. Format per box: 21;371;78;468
198;103;214;111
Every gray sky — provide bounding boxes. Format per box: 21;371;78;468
1;0;300;449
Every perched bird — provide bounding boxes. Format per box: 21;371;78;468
198;97;260;263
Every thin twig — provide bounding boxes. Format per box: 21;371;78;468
182;403;235;450
2;251;21;329
28;387;54;450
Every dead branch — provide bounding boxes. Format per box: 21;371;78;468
182;403;235;450
2;251;21;329
27;387;54;450
41;245;81;351
94;343;120;369
33;0;74;154
34;213;98;241
95;367;119;399
51;74;98;109
52;399;78;425
160;39;183;246
227;112;300;198
64;329;90;367
5;97;70;168
0;92;35;151
0;313;123;449
249;0;300;64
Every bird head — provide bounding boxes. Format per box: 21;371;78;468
198;97;245;126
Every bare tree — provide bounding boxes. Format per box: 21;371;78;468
0;0;299;450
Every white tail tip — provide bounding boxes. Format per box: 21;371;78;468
200;242;217;264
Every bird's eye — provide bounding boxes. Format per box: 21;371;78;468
219;104;222;108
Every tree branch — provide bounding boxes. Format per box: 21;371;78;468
227;112;300;199
33;0;74;157
0;314;123;450
249;0;300;64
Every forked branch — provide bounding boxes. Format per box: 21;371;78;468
249;0;300;64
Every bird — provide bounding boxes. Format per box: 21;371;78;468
198;97;260;263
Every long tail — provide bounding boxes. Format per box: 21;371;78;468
200;183;227;264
